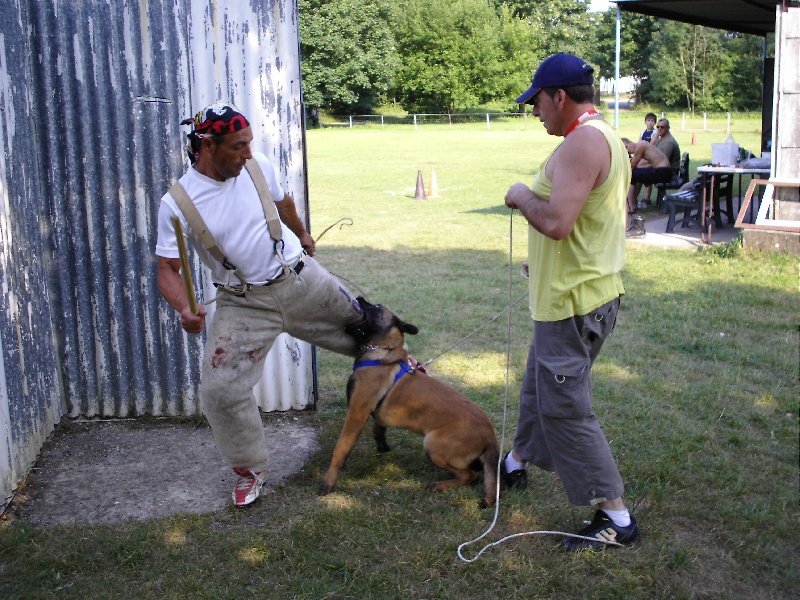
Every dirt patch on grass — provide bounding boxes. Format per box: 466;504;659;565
7;413;319;526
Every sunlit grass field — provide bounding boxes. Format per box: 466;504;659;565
1;114;796;599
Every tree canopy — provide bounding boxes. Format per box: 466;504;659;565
641;22;764;112
299;0;397;113
298;0;767;115
391;0;542;113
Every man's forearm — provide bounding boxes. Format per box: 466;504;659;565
276;194;308;239
506;183;556;235
276;194;316;254
516;193;547;228
157;257;207;333
158;262;190;314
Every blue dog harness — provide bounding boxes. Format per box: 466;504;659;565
352;359;412;384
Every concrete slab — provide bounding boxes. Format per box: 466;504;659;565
626;211;739;249
11;415;319;526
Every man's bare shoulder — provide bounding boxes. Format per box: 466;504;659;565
556;122;606;154
548;122;608;181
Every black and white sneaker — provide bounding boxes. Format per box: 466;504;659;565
562;509;640;551
499;451;528;489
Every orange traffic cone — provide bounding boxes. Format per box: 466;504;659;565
427;170;441;198
414;170;427;200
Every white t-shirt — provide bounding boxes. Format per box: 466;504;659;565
156;152;303;285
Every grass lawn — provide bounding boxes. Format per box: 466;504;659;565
1;114;797;599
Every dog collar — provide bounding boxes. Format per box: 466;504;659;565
359;344;392;352
353;359;412;384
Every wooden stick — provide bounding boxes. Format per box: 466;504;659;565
171;216;199;315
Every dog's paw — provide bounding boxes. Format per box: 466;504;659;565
428;481;445;493
318;482;335;496
479;497;494;509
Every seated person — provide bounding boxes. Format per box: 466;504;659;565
622;138;673;213
652;118;681;175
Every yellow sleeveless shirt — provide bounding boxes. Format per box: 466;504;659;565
527;119;629;321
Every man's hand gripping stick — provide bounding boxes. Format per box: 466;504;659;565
171;216;199;315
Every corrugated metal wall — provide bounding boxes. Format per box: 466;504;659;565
0;0;314;508
0;0;64;508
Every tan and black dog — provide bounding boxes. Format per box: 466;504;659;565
319;297;499;508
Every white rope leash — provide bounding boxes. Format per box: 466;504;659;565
456;208;515;563
416;292;528;370
456;209;620;563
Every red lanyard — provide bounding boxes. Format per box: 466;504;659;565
564;110;599;137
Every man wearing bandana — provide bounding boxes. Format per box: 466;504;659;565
155;103;365;507
501;54;639;551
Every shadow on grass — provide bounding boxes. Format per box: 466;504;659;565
464;204;515;217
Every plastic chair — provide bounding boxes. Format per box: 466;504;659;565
656;152;690;212
665;188;702;233
665;172;735;234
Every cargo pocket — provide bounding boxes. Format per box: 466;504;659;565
537;355;591;419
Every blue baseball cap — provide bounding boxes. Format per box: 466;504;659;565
515;53;595;104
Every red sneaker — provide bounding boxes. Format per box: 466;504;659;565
232;468;266;506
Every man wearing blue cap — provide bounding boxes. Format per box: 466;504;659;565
501;53;639;551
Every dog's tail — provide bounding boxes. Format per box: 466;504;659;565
480;441;499;509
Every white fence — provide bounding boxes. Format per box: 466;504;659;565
320;111;759;134
321;112;529;129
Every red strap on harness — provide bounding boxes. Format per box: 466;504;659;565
408;356;427;374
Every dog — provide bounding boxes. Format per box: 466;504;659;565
319;297;499;508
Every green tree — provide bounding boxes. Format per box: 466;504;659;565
649;23;728;112
494;4;547;107
391;0;494;112
298;0;763;116
644;22;762;112
719;33;765;111
590;9;658;84
505;0;594;59
391;0;542;113
299;0;398;114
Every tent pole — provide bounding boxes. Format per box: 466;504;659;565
615;4;621;130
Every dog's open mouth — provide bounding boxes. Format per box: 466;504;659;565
345;319;370;341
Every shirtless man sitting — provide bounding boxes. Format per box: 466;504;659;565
621;138;673;213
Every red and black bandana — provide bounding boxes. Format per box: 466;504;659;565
181;102;250;137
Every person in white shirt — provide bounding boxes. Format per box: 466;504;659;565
156;103;365;507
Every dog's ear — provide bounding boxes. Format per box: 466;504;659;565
396;318;418;335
